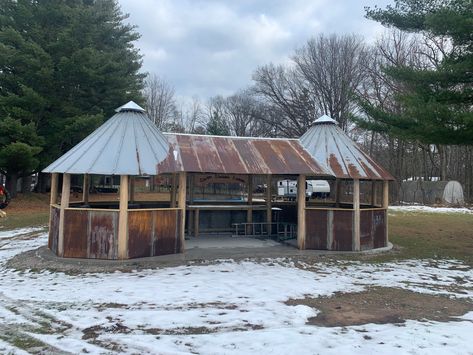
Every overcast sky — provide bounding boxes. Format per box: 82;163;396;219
118;0;392;104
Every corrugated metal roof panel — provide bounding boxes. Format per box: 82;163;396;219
43;102;170;175
158;134;332;176
300;116;394;180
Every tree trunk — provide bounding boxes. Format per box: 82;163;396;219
437;145;448;180
6;173;18;198
21;175;32;193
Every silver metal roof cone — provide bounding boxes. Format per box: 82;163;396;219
313;114;338;125
300;115;394;180
115;100;146;113
43;101;170;175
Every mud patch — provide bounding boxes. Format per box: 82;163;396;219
286;287;473;327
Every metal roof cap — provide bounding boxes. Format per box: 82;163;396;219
313;114;338;125
115;100;145;112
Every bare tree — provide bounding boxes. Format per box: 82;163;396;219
223;90;272;137
252;64;316;137
293;33;368;130
143;74;177;129
181;96;206;133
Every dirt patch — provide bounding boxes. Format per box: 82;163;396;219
286;287;473;327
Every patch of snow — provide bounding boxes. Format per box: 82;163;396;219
0;232;48;263
0;339;29;355
389;205;473;214
0;226;45;239
0;228;471;354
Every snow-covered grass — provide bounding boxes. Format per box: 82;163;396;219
390;205;473;214
0;228;472;354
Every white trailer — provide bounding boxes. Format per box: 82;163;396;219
277;179;330;200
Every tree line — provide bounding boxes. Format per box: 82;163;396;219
1;0;471;203
144;0;472;203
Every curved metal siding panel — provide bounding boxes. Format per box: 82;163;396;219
300;122;394;180
43;111;170;175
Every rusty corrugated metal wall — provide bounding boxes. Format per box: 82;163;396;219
305;209;387;251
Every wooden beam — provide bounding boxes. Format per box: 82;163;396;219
335;179;341;207
383;181;389;208
247;175;253;232
129;176;135;203
370;180;375;207
194;209;200;238
353;179;361;251
383;180;389;246
50;173;59;205
188;175;194;236
297;174;306;250
82;174;90;204
170;174;177;208
178;172;187;252
118;175;129;259
49;173;59;248
266;175;272;234
58;173;71;257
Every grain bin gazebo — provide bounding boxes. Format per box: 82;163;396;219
43;101;185;259
299;115;395;251
44;104;394;260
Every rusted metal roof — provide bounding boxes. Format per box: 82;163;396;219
43;101;170;175
300;116;394;180
157;134;333;176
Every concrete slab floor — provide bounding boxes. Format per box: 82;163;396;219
186;236;283;249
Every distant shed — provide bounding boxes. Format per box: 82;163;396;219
400;180;465;206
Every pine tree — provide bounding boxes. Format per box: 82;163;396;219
358;0;473;145
206;110;231;136
0;0;145;193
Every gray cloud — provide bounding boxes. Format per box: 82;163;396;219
119;0;392;102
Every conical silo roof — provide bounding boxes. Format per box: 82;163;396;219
299;115;394;180
43;101;170;175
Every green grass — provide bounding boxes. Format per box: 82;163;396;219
365;211;473;265
0;211;49;230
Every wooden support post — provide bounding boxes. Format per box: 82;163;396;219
50;173;59;205
178;172;187;252
371;180;376;207
129;176;135;203
353;179;361;251
266;175;272;234
58;173;71;257
383;180;389;245
247;175;253;233
82;174;90;204
188;175;194;236
118;175;129;259
194;209;200;238
383;181;389;208
335;179;341;207
170;174;177;208
49;173;59;245
297;174;306;250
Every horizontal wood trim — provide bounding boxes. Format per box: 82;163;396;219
64;207;120;212
128;208;181;212
305;207;355;211
187;205;267;210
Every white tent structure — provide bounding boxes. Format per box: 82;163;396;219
400;180;465;206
